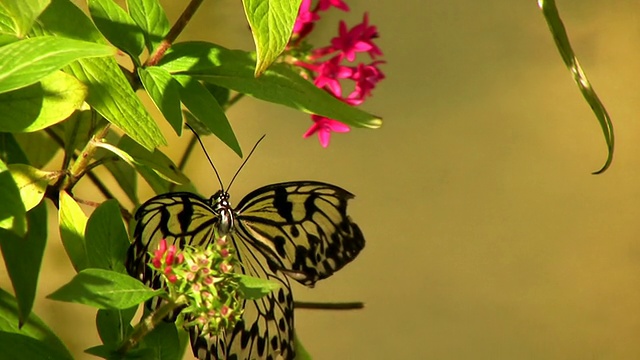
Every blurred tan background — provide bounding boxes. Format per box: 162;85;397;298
3;0;640;359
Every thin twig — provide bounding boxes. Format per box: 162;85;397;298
294;301;365;311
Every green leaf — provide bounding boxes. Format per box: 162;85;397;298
0;71;87;132
65;56;167;151
0;36;113;94
0;0;51;37
242;0;301;76
95;137;189;185
0;132;29;164
538;0;614;174
0;168;26;236
139;66;183;135
13;131;60;168
174;75;241;157
159;42;382;129
103;156;140;206
126;0;169;53
85;199;130;273
88;0;144;59
142;321;182;360
96;307;136;347
237;274;280;300
0;6;15;34
0;332;70;360
7;163;59;211
32;0;104;43
60;108;101;153
58;190;89;272
0;203;47;325
203;82;230;108
0;288;73;360
47;268;162;309
294;333;312;360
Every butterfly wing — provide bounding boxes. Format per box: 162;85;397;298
234;181;365;286
127;192;295;360
127;192;219;289
190;233;295;360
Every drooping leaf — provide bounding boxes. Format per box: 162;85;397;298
0;168;26;237
7;163;59;211
174;74;241;157
0;288;73;360
0;71;87;132
242;0;302;75
139;66;183;135
0;36;113;94
58;191;89;272
88;0;145;59
159;42;382;129
0;0;51;37
85;199;130;272
13;131;60;168
0;332;70;360
0;203;47;325
538;0;614;174
126;0;169;53
47;268;162;309
96;306;136;347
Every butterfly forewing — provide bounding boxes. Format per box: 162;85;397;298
236;181;365;286
126;181;365;360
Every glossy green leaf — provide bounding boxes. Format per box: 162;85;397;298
0;288;73;360
538;0;614;174
32;0;104;42
58;190;89;272
0;203;47;325
295;333;312;360
65;57;167;151
0;36;113;94
47;268;161;309
95;137;188;185
126;0;169;53
0;6;15;34
242;0;301;75
85;199;130;273
88;0;144;59
0;332;70;360
0;132;29;164
0;71;87;132
0;168;26;236
0;0;51;37
174;75;241;157
159;42;382;129
139;66;182;135
7;163;59;211
13;131;59;168
96;306;136;347
237;274;280;300
142;321;182;360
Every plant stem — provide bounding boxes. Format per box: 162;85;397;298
294;301;365;310
146;0;205;67
65;123;111;191
118;295;187;354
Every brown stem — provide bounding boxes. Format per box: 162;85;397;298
294;301;365;310
145;0;205;67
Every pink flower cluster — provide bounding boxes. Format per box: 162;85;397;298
291;0;385;147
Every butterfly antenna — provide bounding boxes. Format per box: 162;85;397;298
227;134;266;192
185;123;225;191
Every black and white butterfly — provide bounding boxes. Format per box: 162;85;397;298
125;136;365;360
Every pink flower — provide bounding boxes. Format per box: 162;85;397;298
298;56;353;97
303;115;350;147
329;13;381;61
293;0;319;37
346;61;386;105
317;0;350;11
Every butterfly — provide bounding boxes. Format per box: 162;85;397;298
125;137;365;360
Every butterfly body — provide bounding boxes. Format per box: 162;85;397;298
126;181;365;360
